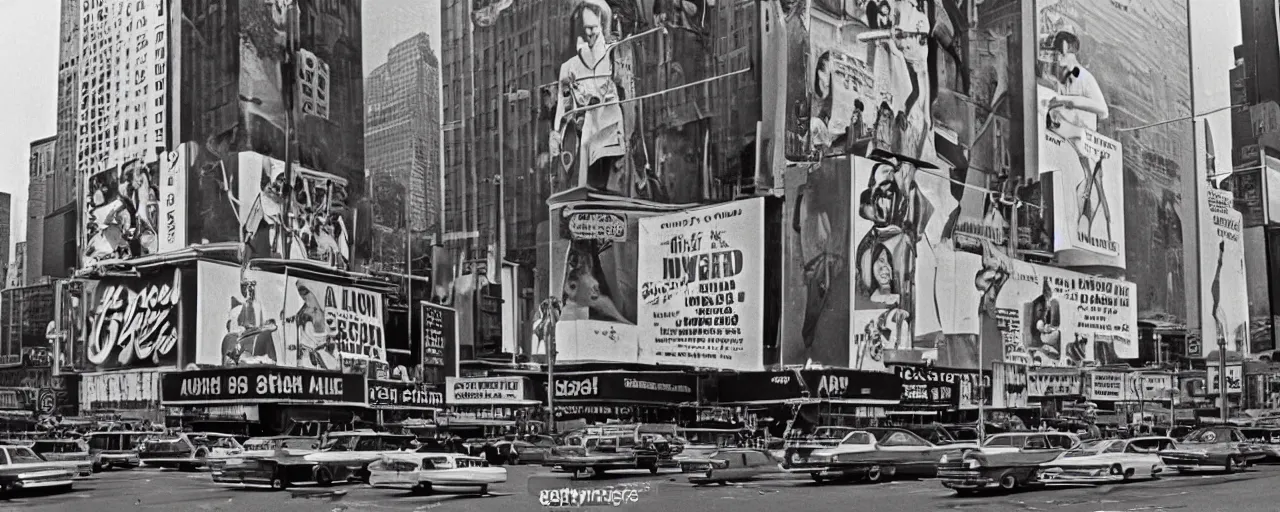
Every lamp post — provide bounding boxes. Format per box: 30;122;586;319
535;298;561;434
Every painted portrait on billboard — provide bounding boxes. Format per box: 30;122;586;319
782;161;852;366
83;159;162;267
193;261;288;368
1036;0;1191;287
282;276;386;371
1200;188;1248;357
238;153;353;269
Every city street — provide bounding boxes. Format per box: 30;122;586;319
3;464;1280;512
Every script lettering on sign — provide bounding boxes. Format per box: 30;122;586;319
87;279;179;367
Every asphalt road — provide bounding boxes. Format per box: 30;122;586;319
2;464;1279;512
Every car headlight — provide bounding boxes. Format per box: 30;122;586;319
965;459;981;469
809;454;832;463
939;454;949;464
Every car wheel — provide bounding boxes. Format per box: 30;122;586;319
178;463;194;472
1123;468;1135;481
314;467;333;487
573;468;592;480
955;489;978;497
271;478;288;491
92;463;103;473
412;483;433;496
1226;456;1242;473
648;465;659;475
866;465;884;483
810;474;828;484
999;473;1018;491
478;484;489;495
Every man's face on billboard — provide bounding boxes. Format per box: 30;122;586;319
581;9;602;46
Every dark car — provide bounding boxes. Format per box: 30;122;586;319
682;448;783;485
938;449;1064;495
212;452;345;490
902;424;970;446
545;435;661;479
782;426;857;468
1238;428;1280;462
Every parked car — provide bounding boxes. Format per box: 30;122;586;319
938;449;1064;495
303;431;416;482
0;445;78;494
139;433;244;471
785;428;978;483
681;448;784;485
512;436;557;465
1238;428;1280;462
83;431;151;471
369;451;505;495
212;449;347;490
210;436;319;472
673;428;745;467
29;439;93;477
1160;426;1266;472
979;432;1080;455
781;426;858;468
901;424;973;446
544;434;660;479
1036;437;1167;484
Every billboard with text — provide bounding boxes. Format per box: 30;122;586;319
1199;188;1248;357
81;269;181;371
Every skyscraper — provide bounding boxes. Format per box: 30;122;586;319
26;136;56;284
366;32;441;271
45;0;80;279
0;192;11;288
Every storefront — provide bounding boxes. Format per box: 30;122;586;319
444;376;540;435
717;369;901;433
890;365;992;423
160;366;369;436
80;370;165;424
546;371;699;429
368;379;443;429
1028;368;1083;421
886;369;960;422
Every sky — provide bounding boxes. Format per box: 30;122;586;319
0;0;1244;264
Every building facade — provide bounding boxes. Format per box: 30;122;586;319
365;32;441;272
25;136;56;284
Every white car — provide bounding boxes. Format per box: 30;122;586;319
368;451;505;495
979;432;1081;455
1036;437;1169;484
0;445;79;493
210;436;320;472
786;428;979;483
138;433;244;470
303;431;416;482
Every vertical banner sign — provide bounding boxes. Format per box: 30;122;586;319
296;48;330;119
1200;188;1248;357
84;270;180;370
782;162;853;367
1208;363;1244;394
637;198;766;371
282;277;385;369
157;143;189;254
420;301;458;378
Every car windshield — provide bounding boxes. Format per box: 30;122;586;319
192;436;238;449
33;441;84;453
813;428;853;440
8;447;43;464
1184;428;1235;443
946;427;981;441
841;432;873;445
679;431;740;447
1065;440;1108;456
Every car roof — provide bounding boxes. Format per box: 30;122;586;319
85;431;154;436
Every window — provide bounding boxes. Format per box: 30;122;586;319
983;435;1014;447
1024;436;1049;450
841;432;872;446
880;431;926;447
1048;435;1076;449
1104;441;1126;454
9;448;43;464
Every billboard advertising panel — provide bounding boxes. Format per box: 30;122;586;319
82;270;181;371
82;159;163;267
1199;188;1249;357
1035;0;1191;319
238;153;353;269
637;198;766;371
157;144;191;254
782;161;853;366
420;301;459;379
282;276;385;367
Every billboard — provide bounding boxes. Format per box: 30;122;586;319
82;159;163;267
157;144;191;254
1199;188;1248;357
194;261;385;372
637;198;766;371
82;270;181;371
420;302;459;379
1035;0;1191;319
80;371;161;412
782;161;853;366
238;153;353;269
545;198;689;362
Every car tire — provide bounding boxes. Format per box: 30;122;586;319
648;465;659;475
1123;468;1135;481
314;467;333;487
999;473;1018;491
412;483;433;496
271;478;287;491
92;463;103;473
955;489;978;497
573;468;592;480
1226;456;1242;473
478;484;488;495
178;463;194;472
866;466;884;483
810;474;828;484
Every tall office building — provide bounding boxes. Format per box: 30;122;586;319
0;193;11;288
25;136;56;283
45;0;80;278
366;32;441;270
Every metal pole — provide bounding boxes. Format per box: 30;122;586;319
1220;340;1230;421
546;299;558;434
498;60;507;276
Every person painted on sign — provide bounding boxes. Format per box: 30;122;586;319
550;0;628;192
221;279;279;366
854;157;933;314
283;282;341;370
793;176;848;359
807;51;835;158
1211;239;1228;350
559;247;629;324
1028;281;1062;361
1045;30;1113;244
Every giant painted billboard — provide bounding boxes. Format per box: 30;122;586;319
81;270;181;371
1199;188;1248;357
1035;0;1192;327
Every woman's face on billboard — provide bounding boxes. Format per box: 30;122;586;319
581;9;602;47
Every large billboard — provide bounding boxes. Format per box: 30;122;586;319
1199;188;1248;357
237;153;354;269
82;270;181;371
82;159;163;267
1035;0;1192;323
637;198;766;371
194;261;385;373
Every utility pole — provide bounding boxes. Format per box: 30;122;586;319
538;298;561;434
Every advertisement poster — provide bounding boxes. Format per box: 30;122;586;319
283;276;386;369
237;153;353;270
83;270;180;371
893;366;992;410
992;362;1029;409
157;143;190;254
782;162;852;366
80;371;161;412
194;262;289;368
1028;370;1081;397
637;198;766;371
1199;188;1248;357
1086;371;1125;401
446;376;531;406
82;159;163;267
1207;363;1244;394
551;372;697;404
420;301;458;377
1035;0;1191;318
546;199;689;363
368;380;443;409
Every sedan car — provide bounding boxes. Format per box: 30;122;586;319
368;452;505;495
304;431;417;482
787;428;977;483
212;450;346;490
938;449;1064;495
1036;437;1167;484
83;431;151;471
979;432;1081;455
1238;428;1280;462
29;439;93;477
0;445;78;494
1159;426;1267;472
209;436;319;472
544;435;661;479
139;433;244;470
511;436;557;465
680;448;783;485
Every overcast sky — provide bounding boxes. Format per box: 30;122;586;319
0;0;1241;263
